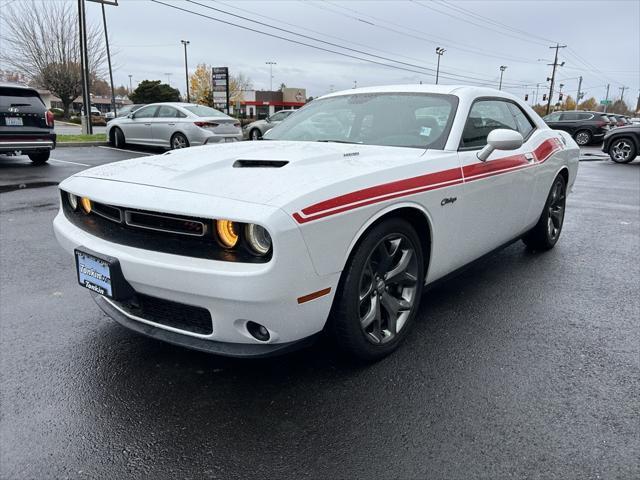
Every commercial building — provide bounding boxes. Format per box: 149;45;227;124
230;88;307;119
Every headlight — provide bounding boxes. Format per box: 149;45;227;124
80;197;92;214
245;224;272;255
67;192;79;210
216;219;239;248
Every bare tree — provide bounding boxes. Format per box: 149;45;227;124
0;1;107;117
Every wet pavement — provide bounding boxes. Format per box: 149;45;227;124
1;147;638;479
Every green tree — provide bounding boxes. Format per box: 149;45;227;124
129;80;180;103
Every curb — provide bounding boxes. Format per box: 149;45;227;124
57;142;109;148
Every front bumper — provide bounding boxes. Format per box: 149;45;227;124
53;188;339;352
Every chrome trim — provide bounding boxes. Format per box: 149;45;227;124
124;210;206;237
0;140;54;150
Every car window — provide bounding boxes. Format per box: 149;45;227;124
269;111;287;122
507;103;535;139
544;112;562;122
133;105;158;118
265;92;458;150
156;106;178;118
578;113;594;120
0;87;44;108
461;100;519;148
183;105;226;117
560;112;578;121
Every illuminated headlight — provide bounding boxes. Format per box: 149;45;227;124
80;197;92;214
67;192;79;210
216;219;239;248
245;224;272;255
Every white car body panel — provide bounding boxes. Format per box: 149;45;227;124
54;85;579;353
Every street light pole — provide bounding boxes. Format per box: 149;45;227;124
265;61;276;91
181;40;190;102
498;65;507;90
128;74;132;94
435;47;445;85
99;1;117;118
165;73;172;85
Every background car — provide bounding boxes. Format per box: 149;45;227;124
602;123;639;163
106;102;242;149
105;104;144;122
542;110;610;145
0;84;55;164
243;109;295;140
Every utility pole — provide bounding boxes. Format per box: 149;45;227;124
77;0;93;134
265;61;276;91
498;65;507;90
619;86;628;102
128;74;133;93
604;84;610;112
575;76;582;110
181;40;190;102
435;47;445;85
165;73;172;85
546;43;566;115
95;0;118;118
636;89;640;114
535;83;540;105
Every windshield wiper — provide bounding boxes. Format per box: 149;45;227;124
316;139;361;144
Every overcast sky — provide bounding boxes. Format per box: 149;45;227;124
14;0;640;107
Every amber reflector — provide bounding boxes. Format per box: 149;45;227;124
297;287;331;304
216;220;239;248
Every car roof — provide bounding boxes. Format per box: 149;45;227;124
0;83;39;92
318;84;522;103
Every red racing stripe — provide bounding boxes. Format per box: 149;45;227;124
293;137;562;224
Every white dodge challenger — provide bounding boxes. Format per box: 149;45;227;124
54;85;579;360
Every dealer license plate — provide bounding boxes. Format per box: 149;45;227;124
75;249;113;297
5;117;23;126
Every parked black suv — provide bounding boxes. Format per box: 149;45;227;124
0;84;56;165
542;110;610;146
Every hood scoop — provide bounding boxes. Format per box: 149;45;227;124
233;159;289;168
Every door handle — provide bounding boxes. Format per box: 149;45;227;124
168;123;175;126
144;123;151;126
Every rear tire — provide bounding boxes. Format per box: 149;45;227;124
608;137;636;164
328;218;425;361
28;151;50;165
522;174;567;251
574;130;592;146
171;132;189;149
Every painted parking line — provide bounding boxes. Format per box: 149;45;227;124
49;158;91;167
98;145;153;156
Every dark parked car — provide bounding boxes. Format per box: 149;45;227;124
602;124;639;163
0;84;56;164
542;110;610;146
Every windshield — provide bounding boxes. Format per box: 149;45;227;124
184;105;227;117
264;92;458;149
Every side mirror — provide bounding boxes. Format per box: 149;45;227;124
127;113;134;119
477;129;523;162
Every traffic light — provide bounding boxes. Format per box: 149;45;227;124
543;93;547;101
524;94;529;101
559;93;564;101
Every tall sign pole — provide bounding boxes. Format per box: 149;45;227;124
574;76;582;111
546;43;566;115
78;0;93;134
603;84;610;113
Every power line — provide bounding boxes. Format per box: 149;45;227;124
151;0;532;87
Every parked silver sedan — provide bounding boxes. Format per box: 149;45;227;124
243;109;295;140
106;103;242;149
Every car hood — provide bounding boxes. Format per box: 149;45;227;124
73;141;436;209
605;124;640;137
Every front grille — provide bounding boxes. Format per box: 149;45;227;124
113;293;213;335
61;192;270;263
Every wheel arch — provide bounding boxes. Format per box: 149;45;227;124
343;203;433;284
610;134;639;151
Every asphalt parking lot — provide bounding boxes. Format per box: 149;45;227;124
1;145;638;479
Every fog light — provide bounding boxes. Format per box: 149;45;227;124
80;197;92;214
246;321;270;341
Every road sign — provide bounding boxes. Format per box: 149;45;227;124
212;67;229;113
600;100;612;105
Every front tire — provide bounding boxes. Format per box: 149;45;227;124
171;132;189;149
111;127;126;148
522;174;567;251
608;137;636;164
329;218;424;361
28;151;50;165
574;130;592;146
249;128;261;140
